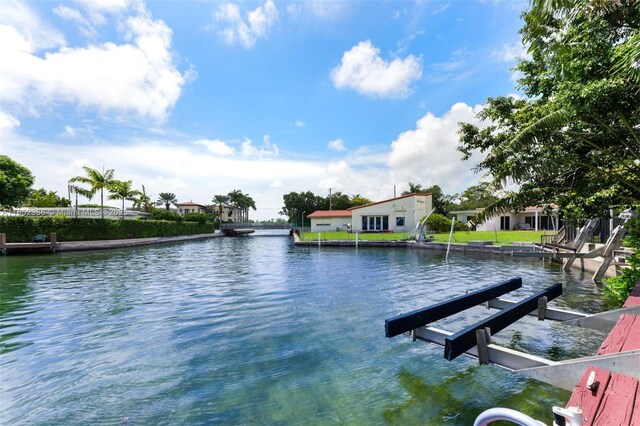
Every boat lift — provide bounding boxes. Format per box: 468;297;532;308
385;277;640;391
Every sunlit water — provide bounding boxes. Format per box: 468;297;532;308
0;233;607;425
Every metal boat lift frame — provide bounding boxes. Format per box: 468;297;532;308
385;278;640;391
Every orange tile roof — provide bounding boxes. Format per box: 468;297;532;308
307;210;352;218
177;201;206;208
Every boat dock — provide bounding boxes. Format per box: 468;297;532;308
384;278;640;424
564;282;640;425
0;232;61;254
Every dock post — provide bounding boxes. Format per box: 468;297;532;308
317;233;321;247
0;233;6;256
355;232;359;248
50;232;57;253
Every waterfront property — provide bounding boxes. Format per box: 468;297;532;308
307;193;433;234
0;237;600;424
6;207;151;220
176;201;207;216
451;205;559;231
307;210;351;232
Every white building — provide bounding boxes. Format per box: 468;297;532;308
307;193;432;233
451;205;559;231
307;210;352;232
350;193;431;232
177;202;207;216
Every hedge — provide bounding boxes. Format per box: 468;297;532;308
0;216;214;242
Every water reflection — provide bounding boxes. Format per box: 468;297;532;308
0;238;602;424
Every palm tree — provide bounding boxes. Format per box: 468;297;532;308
156;192;178;210
108;180;142;219
132;185;152;212
69;166;115;219
212;194;230;225
241;193;256;222
67;183;93;217
227;189;244;222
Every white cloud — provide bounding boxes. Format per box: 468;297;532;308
0;110;20;143
331;40;422;99
328;138;346;152
432;3;450;15
53;5;96;38
240;135;279;159
0;0;65;50
387;102;489;192
195;138;235;156
492;42;530;62
291;119;305;128
428;47;469;83
0;1;188;122
286;1;348;21
214;0;278;49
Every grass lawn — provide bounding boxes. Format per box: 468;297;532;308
300;230;554;245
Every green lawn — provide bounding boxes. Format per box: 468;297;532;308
300;230;554;245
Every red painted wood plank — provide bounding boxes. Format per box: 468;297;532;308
597;314;639;355
566;366;611;426
621;315;640;353
624;296;640;308
593;372;638;426
631;388;640;426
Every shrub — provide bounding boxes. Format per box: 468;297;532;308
0;216;213;242
604;218;640;308
151;209;181;221
183;212;208;224
425;213;468;233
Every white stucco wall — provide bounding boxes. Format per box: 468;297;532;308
310;217;352;232
351;194;431;232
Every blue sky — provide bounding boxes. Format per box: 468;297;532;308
1;0;528;219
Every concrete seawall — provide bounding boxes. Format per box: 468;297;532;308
58;233;222;252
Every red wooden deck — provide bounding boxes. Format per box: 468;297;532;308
565;281;640;425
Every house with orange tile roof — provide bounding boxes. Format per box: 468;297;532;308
177;201;207;216
307;193;433;233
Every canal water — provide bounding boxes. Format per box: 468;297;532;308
0;234;607;425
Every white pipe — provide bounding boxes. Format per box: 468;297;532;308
473;407;545;426
446;217;455;262
317;233;321;247
355;232;359;248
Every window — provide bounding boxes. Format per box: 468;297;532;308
362;215;390;231
500;216;511;230
396;217;405;227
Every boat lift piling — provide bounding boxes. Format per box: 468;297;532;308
385;277;640;391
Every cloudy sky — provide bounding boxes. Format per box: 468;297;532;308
1;0;528;219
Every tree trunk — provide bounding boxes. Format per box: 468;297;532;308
101;188;104;219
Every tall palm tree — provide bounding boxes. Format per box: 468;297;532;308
69;166;115;219
212;194;230;225
241;193;256;222
227;189;244;222
108;180;142;219
156;192;178;210
132;185;152;212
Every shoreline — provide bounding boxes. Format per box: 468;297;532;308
57;232;222;252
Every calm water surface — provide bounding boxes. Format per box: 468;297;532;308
0;233;607;425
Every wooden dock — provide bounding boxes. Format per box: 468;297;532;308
564;282;640;425
0;233;61;255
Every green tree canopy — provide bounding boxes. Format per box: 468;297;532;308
458;2;640;222
402;183;453;215
24;188;70;207
0;155;34;207
454;182;500;211
108;180;142;219
69;166;115;219
156;192;178;211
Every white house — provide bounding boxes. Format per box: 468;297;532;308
350;193;431;232
307;210;352;232
451;205;559;231
177;201;207;216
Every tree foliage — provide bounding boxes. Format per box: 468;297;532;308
108;180;142;219
69;166;115;219
156;192;178;210
0;155;34;207
280;191;375;224
24;188;70;207
458;2;640;222
455;182;500;211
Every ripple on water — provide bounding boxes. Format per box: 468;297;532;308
0;238;598;424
